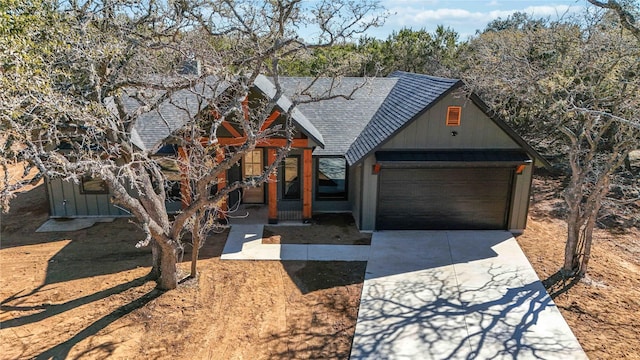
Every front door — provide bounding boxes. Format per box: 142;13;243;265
242;149;264;203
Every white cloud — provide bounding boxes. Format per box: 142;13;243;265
390;5;577;23
379;3;583;38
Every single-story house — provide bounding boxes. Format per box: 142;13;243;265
46;71;549;233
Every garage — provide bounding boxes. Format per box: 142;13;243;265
376;165;515;230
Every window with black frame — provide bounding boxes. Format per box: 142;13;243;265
316;157;347;200
80;176;109;194
155;157;182;202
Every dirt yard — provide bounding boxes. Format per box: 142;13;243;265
263;213;372;245
516;174;640;360
1;171;639;359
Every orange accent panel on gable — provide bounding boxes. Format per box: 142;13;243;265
446;106;461;126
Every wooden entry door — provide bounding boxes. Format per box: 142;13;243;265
242;149;264;203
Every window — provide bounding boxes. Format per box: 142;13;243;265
283;156;300;199
80;176;109;194
243;149;264;177
156;157;182;201
316;157;347;200
446;106;461;126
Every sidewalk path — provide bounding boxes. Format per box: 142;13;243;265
220;224;370;261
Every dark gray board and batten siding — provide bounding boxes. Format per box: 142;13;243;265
47;178;129;217
47;178;182;217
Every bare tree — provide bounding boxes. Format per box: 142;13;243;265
462;10;640;277
587;0;640;41
0;0;385;290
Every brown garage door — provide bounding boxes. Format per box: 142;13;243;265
377;167;513;230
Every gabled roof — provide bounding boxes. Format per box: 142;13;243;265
118;72;550;168
276;77;397;156
253;75;325;148
345;72;462;165
116;77;225;151
118;75;325;152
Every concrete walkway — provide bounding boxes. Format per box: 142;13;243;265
36;217;116;232
220;224;370;261
350;231;587;360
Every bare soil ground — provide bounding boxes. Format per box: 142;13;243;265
263;213;371;245
1;182;365;359
1;169;639;359
516;173;640;360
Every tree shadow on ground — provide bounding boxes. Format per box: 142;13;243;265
355;266;583;359
32;288;163;360
261;294;360;359
1;230;226;327
267;260;584;359
1;275;151;329
282;261;367;294
265;231;569;359
1;183;52;247
1;178;227;293
542;270;582;299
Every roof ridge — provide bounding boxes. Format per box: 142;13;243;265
388;70;460;83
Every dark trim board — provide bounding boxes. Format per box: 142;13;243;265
376;167;514;230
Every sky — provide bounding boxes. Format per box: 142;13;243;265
366;0;587;40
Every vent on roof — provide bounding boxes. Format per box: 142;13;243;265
446;106;461;126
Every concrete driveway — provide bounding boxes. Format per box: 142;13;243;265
350;231;587;360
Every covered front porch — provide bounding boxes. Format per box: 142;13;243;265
224;146;314;224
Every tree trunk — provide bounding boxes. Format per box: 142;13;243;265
191;236;200;278
191;215;201;278
579;216;596;277
563;209;580;274
149;240;161;280
157;245;178;290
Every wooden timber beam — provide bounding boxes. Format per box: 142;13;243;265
221;121;242;138
216;149;228;218
178;146;191;208
216;137;309;148
260;110;281;131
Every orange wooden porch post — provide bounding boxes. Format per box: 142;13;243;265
268;148;278;224
178;146;191;208
216;149;228;220
303;148;312;221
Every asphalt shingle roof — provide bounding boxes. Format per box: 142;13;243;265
122;72;463;161
115;77;225;151
276;77;397;156
120;75;325;152
113;71;550;169
344;71;461;165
